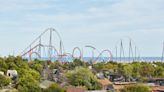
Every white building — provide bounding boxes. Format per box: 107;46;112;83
7;70;18;79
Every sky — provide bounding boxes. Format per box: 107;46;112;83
0;0;164;57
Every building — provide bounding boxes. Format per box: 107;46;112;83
96;72;105;79
67;87;85;92
98;79;112;90
152;86;164;92
113;82;136;92
149;78;164;86
87;90;107;92
6;70;18;80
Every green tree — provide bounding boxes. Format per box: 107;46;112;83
132;62;141;78
117;63;133;81
66;67;102;90
92;62;105;72
29;62;43;74
154;66;164;77
139;63;155;77
62;59;88;70
0;57;7;72
17;68;41;92
17;73;41;92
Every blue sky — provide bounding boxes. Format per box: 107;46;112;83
0;0;164;57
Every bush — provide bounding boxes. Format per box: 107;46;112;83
66;67;102;90
0;74;11;87
120;84;150;92
44;83;64;92
17;69;41;92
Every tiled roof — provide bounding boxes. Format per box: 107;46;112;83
67;87;85;92
98;79;112;86
152;86;164;91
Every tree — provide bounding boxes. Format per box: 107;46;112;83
92;62;105;72
153;66;164;77
117;63;133;82
17;72;41;92
132;62;141;78
17;68;41;92
29;62;43;74
49;61;63;70
62;59;88;70
73;59;87;67
139;63;155;77
0;57;7;72
66;67;102;90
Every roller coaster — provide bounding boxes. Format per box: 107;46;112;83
114;37;141;62
21;28;114;62
22;28;163;62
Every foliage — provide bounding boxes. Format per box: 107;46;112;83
0;56;164;92
120;84;150;92
0;74;11;87
16;68;41;92
0;57;7;72
139;62;155;77
62;59;88;70
43;83;64;92
29;61;43;74
66;67;102;90
0;56;41;92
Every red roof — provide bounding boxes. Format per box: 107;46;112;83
67;87;85;92
98;79;112;86
152;86;164;91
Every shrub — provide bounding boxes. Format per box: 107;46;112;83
120;84;150;92
66;67;102;90
44;83;64;92
0;74;11;87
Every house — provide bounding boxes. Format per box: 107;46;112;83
149;78;164;86
96;72;105;79
113;82;136;91
7;70;18;80
109;74;124;82
87;90;107;92
98;79;112;90
152;86;164;92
